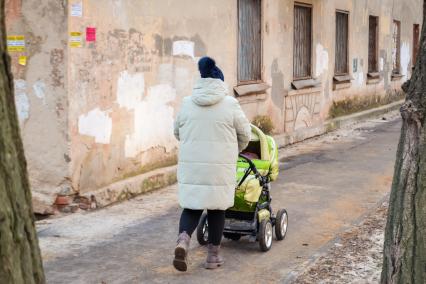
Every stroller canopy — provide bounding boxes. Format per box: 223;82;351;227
250;125;273;161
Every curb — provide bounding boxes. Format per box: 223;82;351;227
274;100;403;149
82;165;177;208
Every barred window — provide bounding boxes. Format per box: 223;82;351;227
238;0;262;84
335;11;349;75
368;16;379;73
293;4;312;80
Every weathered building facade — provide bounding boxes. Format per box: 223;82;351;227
5;0;423;212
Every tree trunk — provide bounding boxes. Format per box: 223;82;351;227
0;0;45;283
381;1;426;283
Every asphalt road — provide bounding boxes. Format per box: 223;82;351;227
39;115;401;284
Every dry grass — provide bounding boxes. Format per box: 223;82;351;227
252;115;274;135
329;91;405;119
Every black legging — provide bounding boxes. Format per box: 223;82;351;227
179;209;225;246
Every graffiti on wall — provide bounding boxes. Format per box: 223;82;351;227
285;90;321;132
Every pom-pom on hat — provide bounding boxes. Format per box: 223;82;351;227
198;56;224;81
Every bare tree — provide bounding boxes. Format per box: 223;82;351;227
381;1;426;283
0;1;45;283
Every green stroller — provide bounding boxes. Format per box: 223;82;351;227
196;125;288;251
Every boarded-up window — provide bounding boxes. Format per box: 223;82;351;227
413;24;420;65
368;16;379;73
293;4;312;80
392;20;401;74
238;0;262;84
335;11;349;75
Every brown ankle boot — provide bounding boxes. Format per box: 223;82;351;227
173;232;191;271
205;244;224;269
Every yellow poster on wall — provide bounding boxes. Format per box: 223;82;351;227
70;32;82;47
18;56;27;66
7;35;25;52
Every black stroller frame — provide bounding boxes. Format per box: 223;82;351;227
196;154;288;252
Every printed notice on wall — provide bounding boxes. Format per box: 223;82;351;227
172;41;195;59
18;56;27;66
70;32;82;47
7;35;25;52
71;2;83;17
86;27;96;42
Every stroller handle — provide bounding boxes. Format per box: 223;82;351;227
238;154;259;174
237;154;262;187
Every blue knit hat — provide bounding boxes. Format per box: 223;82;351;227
198;56;224;81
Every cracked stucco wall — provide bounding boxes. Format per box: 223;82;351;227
5;0;69;209
68;0;237;193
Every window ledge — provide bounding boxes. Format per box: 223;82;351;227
391;73;404;81
291;78;321;90
287;86;322;97
333;74;353;84
367;72;380;79
234;82;270;96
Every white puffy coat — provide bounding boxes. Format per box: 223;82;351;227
174;78;251;210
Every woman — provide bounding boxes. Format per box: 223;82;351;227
173;57;251;271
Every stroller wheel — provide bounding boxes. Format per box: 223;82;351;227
275;209;288;240
223;233;241;241
196;212;208;245
258;219;273;252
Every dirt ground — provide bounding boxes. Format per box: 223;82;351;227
294;201;387;283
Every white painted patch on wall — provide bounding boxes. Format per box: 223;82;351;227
158;64;173;84
354;71;365;86
116;71;145;109
379;58;384;71
14;79;30;124
173;41;195;59
124;84;177;158
401;42;411;78
33;80;47;105
315;44;329;77
78;108;112;144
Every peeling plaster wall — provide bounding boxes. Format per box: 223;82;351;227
68;0;236;193
124;84;177;158
6;0;69;206
78;108;112;144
